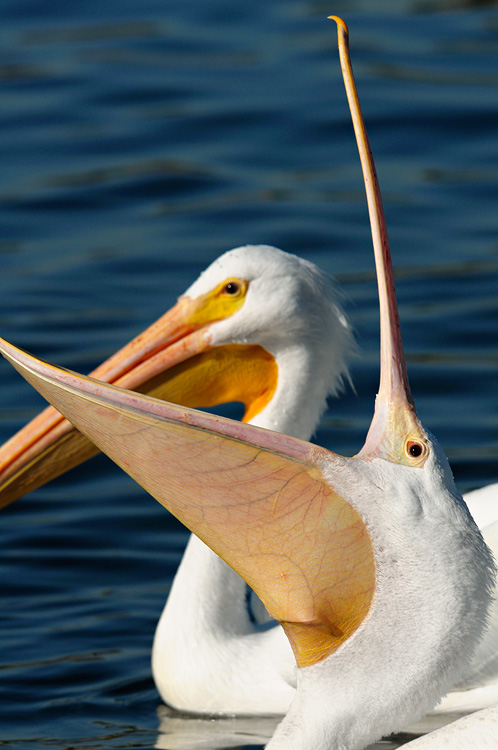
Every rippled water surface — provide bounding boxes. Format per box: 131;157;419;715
1;0;498;748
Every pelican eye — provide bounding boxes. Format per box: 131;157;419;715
405;439;427;462
223;281;241;296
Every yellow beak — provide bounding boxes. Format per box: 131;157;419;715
0;290;277;508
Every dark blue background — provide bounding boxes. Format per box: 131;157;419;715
1;1;497;747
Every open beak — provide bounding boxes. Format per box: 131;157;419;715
0;19;435;670
0;22;423;513
0;289;277;509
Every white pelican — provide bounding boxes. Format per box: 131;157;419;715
0;19;494;749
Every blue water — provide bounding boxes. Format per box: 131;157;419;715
0;0;497;748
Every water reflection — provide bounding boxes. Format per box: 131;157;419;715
154;706;469;750
156;706;278;749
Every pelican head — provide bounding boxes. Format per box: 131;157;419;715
179;243;354;434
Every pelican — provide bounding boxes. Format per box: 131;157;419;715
0;19;494;750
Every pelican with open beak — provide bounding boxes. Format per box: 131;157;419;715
0;19;493;750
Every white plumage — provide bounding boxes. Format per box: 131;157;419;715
435;483;498;715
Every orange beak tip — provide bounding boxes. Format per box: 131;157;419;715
328;16;349;36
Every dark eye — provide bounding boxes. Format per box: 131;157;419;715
223;281;240;295
407;442;423;458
